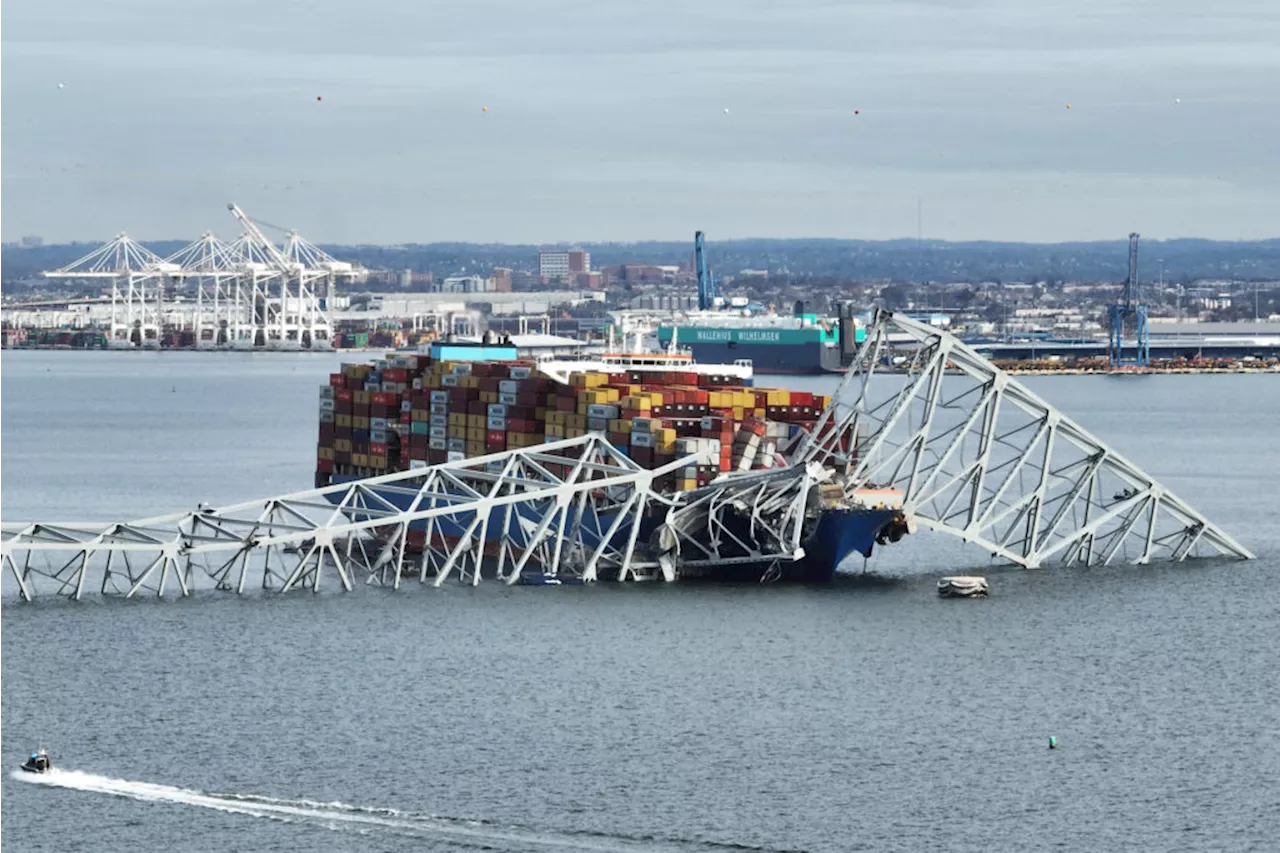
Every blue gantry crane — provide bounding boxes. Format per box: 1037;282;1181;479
1108;232;1150;367
695;231;721;310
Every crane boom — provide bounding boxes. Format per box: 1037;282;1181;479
227;203;293;271
1124;232;1140;309
695;231;716;310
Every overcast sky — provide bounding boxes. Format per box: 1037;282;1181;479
3;0;1278;245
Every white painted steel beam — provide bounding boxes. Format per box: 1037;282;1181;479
797;309;1254;569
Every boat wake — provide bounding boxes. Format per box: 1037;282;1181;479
12;768;789;853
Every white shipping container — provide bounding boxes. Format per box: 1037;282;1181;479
430;402;448;416
370;417;388;430
430;390;450;403
632;417;652;433
319;385;334;399
586;404;619;419
447;437;466;452
429;426;447;439
631;431;654;448
401;400;413;413
587;417;609;432
487;403;508;418
318;398;336;412
409;459;428;469
487;416;507;431
450;364;472;376
510;367;532;379
429;437;447;450
499;392;518;405
498;379;519;394
441;375;459;387
447;451;467;462
319;410;335;424
429;414;447;427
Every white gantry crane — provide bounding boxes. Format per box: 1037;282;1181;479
1;312;1254;602
40;233;178;348
27;205;359;350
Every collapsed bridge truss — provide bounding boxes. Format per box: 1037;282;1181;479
2;312;1254;602
797;310;1254;569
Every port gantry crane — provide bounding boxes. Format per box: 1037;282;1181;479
695;230;722;310
1108;232;1150;367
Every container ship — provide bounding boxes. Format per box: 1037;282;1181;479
655;308;866;375
315;341;909;582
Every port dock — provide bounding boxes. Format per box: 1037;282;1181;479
2;312;1254;602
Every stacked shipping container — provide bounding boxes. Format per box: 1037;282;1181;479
317;353;835;491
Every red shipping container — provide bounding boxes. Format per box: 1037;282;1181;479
382;368;407;382
318;424;335;443
336;389;353;402
316;459;334;473
370;442;388;456
335;451;351;465
486;430;506;447
428;449;449;465
329;374;345;388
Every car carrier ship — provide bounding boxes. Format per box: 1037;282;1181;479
315;338;909;583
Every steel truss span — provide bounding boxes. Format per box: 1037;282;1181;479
2;312;1253;602
2;436;823;601
798;309;1254;569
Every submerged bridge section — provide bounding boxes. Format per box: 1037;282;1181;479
1;435;833;601
798;310;1254;569
3;311;1254;602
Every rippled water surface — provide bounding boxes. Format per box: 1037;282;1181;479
3;351;1278;852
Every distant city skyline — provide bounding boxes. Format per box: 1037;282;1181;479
3;0;1278;245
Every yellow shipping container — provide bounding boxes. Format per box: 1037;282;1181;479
352;453;369;467
460;376;479;388
318;447;335;460
467;441;485;456
566;428;583;439
679;479;698;492
481;390;497;403
449;412;466;426
609;419;633;433
334;438;353;452
467;414;485;429
353;416;370;430
421;376;441;389
577;401;590;416
354;391;371;405
335;414;353;428
369;455;387;470
466;427;485;442
535;407;547;421
572;413;587;430
659;427;676;443
449;424;467;439
546;424;563;438
733;406;745;421
766;390;790;406
753;408;765;419
624;396;651;411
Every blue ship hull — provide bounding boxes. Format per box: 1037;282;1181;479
327;475;904;583
678;341;842;375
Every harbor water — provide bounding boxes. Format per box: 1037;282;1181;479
2;351;1279;852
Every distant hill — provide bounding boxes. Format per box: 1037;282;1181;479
5;237;1279;285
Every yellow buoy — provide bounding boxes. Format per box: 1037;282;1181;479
481;105;488;112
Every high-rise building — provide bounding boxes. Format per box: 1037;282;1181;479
492;267;513;293
539;249;590;279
